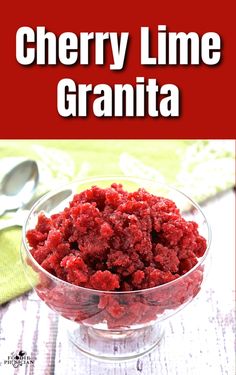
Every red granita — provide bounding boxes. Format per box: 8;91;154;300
26;183;207;327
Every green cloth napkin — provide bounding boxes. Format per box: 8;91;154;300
0;140;235;304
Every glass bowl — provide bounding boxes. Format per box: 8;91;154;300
21;177;211;361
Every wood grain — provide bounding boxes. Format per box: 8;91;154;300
0;190;235;375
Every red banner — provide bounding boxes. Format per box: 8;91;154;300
1;0;235;139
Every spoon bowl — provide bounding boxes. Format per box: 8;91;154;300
0;160;39;216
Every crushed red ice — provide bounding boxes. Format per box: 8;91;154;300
27;184;207;291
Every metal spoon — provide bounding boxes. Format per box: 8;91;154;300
0;188;73;231
0;160;39;216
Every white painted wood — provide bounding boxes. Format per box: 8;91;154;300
0;190;235;375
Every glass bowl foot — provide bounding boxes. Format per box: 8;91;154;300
66;320;165;361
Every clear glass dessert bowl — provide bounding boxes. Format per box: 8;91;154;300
21;177;211;361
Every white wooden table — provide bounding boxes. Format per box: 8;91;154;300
0;190;235;375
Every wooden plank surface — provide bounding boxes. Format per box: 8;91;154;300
0;190;235;375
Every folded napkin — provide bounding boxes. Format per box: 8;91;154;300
0;140;234;304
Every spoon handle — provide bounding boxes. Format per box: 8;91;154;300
0;196;7;216
0;219;22;231
0;208;6;217
0;209;30;231
0;195;20;217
